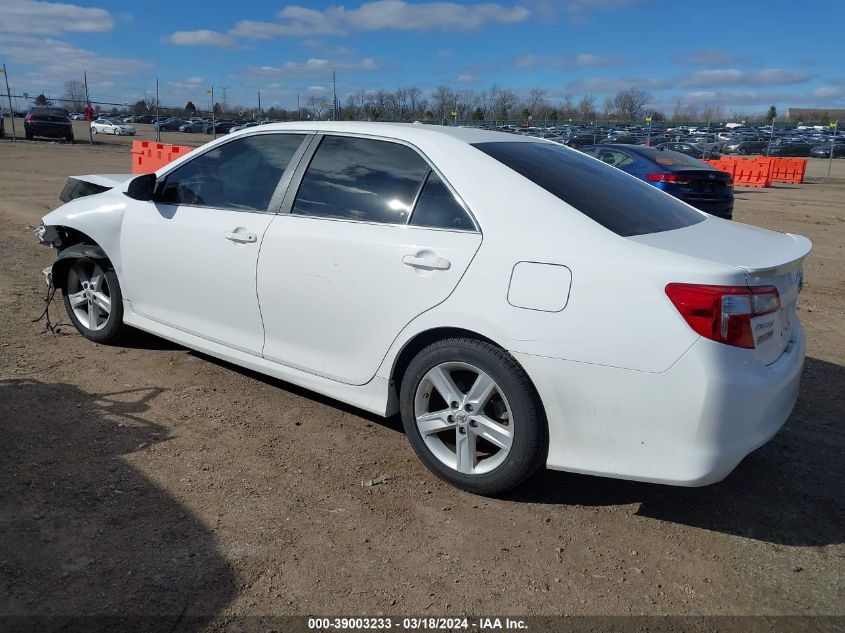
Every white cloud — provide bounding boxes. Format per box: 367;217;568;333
564;0;646;22
515;52;623;69
457;73;478;84
168;29;233;47
3;0;112;35
248;57;380;79
814;86;843;99
177;1;530;45
680;68;811;88
0;34;149;84
564;76;667;93
677;50;749;67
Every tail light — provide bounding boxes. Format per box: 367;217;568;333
25;114;33;122
647;173;692;185
64;117;71;123
665;283;780;348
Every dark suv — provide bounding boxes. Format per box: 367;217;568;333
24;106;74;142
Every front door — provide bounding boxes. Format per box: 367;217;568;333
121;132;309;355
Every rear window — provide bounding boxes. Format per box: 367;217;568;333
636;148;713;170
30;107;68;117
473;141;705;237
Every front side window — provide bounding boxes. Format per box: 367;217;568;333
292;136;429;224
473;141;705;237
158;134;305;211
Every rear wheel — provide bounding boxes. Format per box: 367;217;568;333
25;131;33;140
62;259;128;344
91;127;98;134
400;338;547;495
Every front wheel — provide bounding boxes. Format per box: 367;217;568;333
91;127;98;134
62;259;128;344
400;338;547;495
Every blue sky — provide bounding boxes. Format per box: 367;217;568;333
2;0;844;116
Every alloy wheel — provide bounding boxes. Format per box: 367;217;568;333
414;361;514;475
66;260;112;331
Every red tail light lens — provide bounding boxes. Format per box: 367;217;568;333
647;173;692;185
665;283;780;348
25;114;33;122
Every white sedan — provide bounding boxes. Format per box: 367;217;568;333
90;118;136;135
37;122;810;494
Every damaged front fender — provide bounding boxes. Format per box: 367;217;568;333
50;244;110;291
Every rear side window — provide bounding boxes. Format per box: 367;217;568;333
410;171;475;231
473;141;705;237
293;136;429;224
158;133;305;211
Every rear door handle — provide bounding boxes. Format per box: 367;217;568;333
402;253;451;271
225;231;257;243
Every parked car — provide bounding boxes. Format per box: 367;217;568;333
207;120;239;134
809;142;845;158
24;106;74;142
655;142;719;160
583;144;733;219
179;121;212;133
766;139;813;157
135;115;158;124
91;118;136;135
561;133;600;148
722;138;768;155
154;118;189;131
37;123;809;494
229;121;260;133
70;113;85;120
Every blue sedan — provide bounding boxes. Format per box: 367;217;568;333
582;144;734;219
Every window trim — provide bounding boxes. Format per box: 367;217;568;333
153;130;316;215
278;131;480;234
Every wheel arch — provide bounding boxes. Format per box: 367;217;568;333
47;227;114;291
387;327;547;429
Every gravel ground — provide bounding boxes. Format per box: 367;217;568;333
0;136;843;628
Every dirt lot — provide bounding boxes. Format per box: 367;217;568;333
0;137;843;625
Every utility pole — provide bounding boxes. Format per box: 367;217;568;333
84;71;93;145
208;86;216;139
257;90;261;122
1;64;17;141
332;70;338;121
297;93;301;120
829;121;839;181
155;78;161;142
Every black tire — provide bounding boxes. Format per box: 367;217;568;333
399;337;547;495
65;135;74;144
25;131;33;140
62;259;128;345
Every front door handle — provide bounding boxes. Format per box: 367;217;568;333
225;231;257;243
402;253;451;271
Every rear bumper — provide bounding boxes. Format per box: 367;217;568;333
686;198;733;219
516;320;805;486
25;123;72;138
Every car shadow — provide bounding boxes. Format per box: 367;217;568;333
0;379;237;631
505;356;845;547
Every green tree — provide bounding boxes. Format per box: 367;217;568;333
820;111;830;125
521;108;531;121
132;100;148;115
471;107;484;121
766;105;777;123
548;109;558;121
213;102;222;115
34;94;51;106
185;100;197;115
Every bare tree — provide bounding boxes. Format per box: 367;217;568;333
404;86;422;119
602;97;614;118
578;94;596;120
612;89;651;121
432;85;455;123
63;80;86;111
527;88;548;119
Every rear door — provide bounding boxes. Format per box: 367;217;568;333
257;134;482;385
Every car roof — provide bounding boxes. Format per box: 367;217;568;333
243;121;536;145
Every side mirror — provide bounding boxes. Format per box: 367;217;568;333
125;173;156;201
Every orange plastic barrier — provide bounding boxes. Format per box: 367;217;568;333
770;158;807;184
131;140;194;174
732;158;772;188
705;158;737;177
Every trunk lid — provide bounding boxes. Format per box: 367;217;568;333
629;218;811;364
